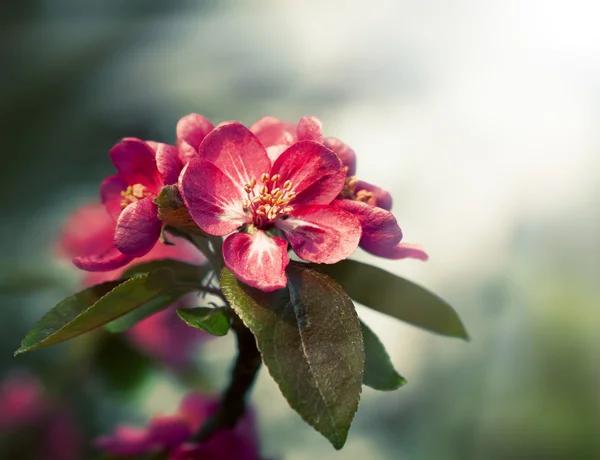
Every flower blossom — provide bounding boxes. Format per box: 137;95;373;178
96;393;260;460
251;116;428;261
0;371;81;460
180;122;362;291
73;114;213;272
59;201;208;369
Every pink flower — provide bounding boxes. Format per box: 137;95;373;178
71;139;181;271
0;371;81;460
176;113;215;165
96;393;260;460
180;122;362;291
59;202;208;369
0;370;46;429
251;116;428;261
72;114;213;272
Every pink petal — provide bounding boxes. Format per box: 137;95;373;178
176;113;214;151
265;144;288;164
109;138;162;192
380;243;429;261
58;202;115;258
147;416;192;449
324;137;357;176
154;142;182;185
271;141;346;205
197;123;271;195
249;116;297;149
355;180;393;211
73;244;133;272
100;174;128;221
222;231;289;291
332;199;401;253
297;116;323;143
178;140;198;165
275;204;361;264
95;426;151;457
179;159;250;236
114;197;161;257
179;393;215;431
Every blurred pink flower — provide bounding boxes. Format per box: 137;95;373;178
251;115;428;261
180;122;361;291
0;371;81;460
59;202;208;369
96;393;260;460
72;138;183;271
0;370;46;429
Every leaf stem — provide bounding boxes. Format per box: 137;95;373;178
191;313;261;442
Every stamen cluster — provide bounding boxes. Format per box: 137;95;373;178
242;173;296;228
120;184;152;209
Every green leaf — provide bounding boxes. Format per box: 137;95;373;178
176;307;230;336
105;292;184;333
121;258;210;285
317;260;468;340
104;259;211;333
221;263;364;450
361;321;407;391
15;268;195;355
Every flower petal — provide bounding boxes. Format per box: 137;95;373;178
222;231;289;291
333;199;427;260
114;197;161;257
176;113;214;151
58;202;116;258
355;180;393;211
275;204;361;264
249;116;297;149
95;426;151;457
271;141;346;205
324;137;357;176
178;140;198;165
332;199;401;253
72;244;133;272
109;138;162;192
100;174;128;221
297;116;323;143
197;123;271;195
154;142;181;185
379;243;429;261
180;159;250;236
147;416;192;449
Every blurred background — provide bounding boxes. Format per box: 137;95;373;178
1;0;599;458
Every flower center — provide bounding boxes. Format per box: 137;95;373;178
120;183;152;209
339;172;376;206
242;173;296;228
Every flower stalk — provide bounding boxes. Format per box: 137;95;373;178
192;312;261;443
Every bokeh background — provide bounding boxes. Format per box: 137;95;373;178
2;1;599;459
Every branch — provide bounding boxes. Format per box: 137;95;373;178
192;314;261;442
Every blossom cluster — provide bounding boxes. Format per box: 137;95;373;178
96;393;258;459
68;114;427;292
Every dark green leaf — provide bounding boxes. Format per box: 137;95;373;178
15;268;195;355
176;307;230;336
317;260;468;340
121;258;210;286
105;292;184;333
103;259;210;333
361;320;406;391
221;263;364;450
